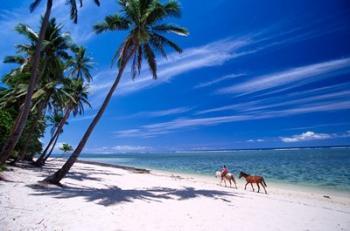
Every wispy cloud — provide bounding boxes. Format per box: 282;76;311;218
131;107;192;118
85;145;151;154
193;73;245;89
286;122;350;131
218;57;350;95
115;100;350;138
115;115;253;138
247;139;265;143
89;37;253;104
71;106;191;122
198;81;350;115
88;20;350;108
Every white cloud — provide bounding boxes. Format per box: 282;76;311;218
193;73;245;89
86;145;151;154
280;131;332;143
247;139;265;143
218;57;350;95
130;107;192;118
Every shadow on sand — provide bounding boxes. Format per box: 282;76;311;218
28;184;239;206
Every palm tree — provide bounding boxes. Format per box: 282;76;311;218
66;46;94;82
33;113;64;165
0;18;73;164
43;115;67;162
60;143;73;153
0;0;100;164
36;79;91;166
45;0;188;184
40;47;94;164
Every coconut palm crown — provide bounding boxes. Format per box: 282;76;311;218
93;0;189;79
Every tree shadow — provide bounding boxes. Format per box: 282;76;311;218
17;161;122;182
28;184;240;206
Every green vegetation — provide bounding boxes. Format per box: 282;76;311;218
0;0;187;185
0;110;13;148
60;144;73;153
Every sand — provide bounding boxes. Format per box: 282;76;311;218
1;158;349;231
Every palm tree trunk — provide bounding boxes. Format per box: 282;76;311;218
17;136;31;161
35;130;57;165
34;132;56;166
35;107;71;166
0;0;53;164
43;132;60;163
45;63;127;184
18;98;48;161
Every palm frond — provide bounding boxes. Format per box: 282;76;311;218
3;56;26;65
151;32;183;53
67;0;78;23
93;0;101;6
144;0;181;24
152;24;188;36
143;44;157;79
15;24;39;42
115;36;134;67
137;46;143;74
163;0;181;17
29;0;42;12
94;14;130;33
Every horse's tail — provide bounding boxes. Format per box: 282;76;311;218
262;177;267;187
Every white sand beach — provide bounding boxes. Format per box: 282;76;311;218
1;159;349;231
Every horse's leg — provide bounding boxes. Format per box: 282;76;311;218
233;176;237;189
262;184;267;194
257;183;260;193
250;183;255;192
244;182;249;190
229;178;232;188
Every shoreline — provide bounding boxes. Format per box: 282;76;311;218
1;158;350;230
77;158;350;198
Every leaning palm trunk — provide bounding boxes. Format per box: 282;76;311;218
18;97;49;161
35;107;71;166
34;134;54;165
0;0;53;164
43;132;60;162
45;63;127;184
17;123;35;162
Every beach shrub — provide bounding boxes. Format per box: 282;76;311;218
0;110;13;149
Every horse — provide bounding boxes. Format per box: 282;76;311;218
239;171;267;194
215;171;237;189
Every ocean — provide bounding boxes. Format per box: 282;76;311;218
58;147;350;192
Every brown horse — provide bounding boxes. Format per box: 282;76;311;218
239;171;267;194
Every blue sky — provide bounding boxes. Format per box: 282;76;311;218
1;0;350;152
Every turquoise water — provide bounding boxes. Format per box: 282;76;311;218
62;148;350;192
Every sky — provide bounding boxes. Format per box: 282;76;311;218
1;0;350;153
